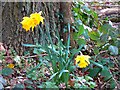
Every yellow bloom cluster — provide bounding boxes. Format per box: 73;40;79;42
7;63;15;69
75;55;90;68
20;11;44;31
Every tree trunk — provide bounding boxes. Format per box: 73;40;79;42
60;2;76;48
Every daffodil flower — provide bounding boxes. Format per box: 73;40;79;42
30;12;44;31
20;17;32;31
7;63;15;69
20;11;44;31
75;55;91;68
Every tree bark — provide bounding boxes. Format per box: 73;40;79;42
60;2;76;48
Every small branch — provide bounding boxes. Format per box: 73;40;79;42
2;54;48;59
22;54;48;59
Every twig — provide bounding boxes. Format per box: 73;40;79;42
22;54;48;59
2;54;48;59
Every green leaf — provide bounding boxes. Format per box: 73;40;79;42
100;34;108;43
73;32;78;40
13;84;24;90
108;45;118;55
96;39;104;47
83;29;89;39
59;70;69;78
76;19;83;25
22;44;41;48
69;65;76;72
88;31;100;41
78;25;84;36
0;82;4;90
63;71;69;85
73;7;79;13
45;82;58;89
90;60;104;69
24;80;33;85
27;63;42;75
65;23;71;61
14;55;21;64
99;24;111;34
93;47;99;54
33;48;46;55
110;79;116;89
89;81;96;88
82;5;90;12
89;68;101;77
26;86;34;90
2;68;13;76
85;76;93;81
49;72;58;80
92;11;98;19
37;85;44;88
100;67;112;81
77;38;86;45
0;76;7;86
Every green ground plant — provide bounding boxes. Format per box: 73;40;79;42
72;1;120;89
0;1;119;89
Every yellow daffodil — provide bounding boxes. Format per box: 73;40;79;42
75;55;90;68
7;63;15;69
20;17;32;31
30;12;44;31
20;11;44;31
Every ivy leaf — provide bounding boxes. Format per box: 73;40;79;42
100;34;108;43
108;45;118;55
24;80;33;85
13;84;25;90
78;25;84;36
88;31;100;41
83;29;89;39
77;38;86;45
99;24;111;34
45;82;58;88
96;39;104;47
93;47;99;54
100;66;112;81
73;32;78;40
89;68;101;77
82;5;90;11
110;79;116;89
92;11;98;19
2;68;13;76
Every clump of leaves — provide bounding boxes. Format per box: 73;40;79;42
72;1;119;89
